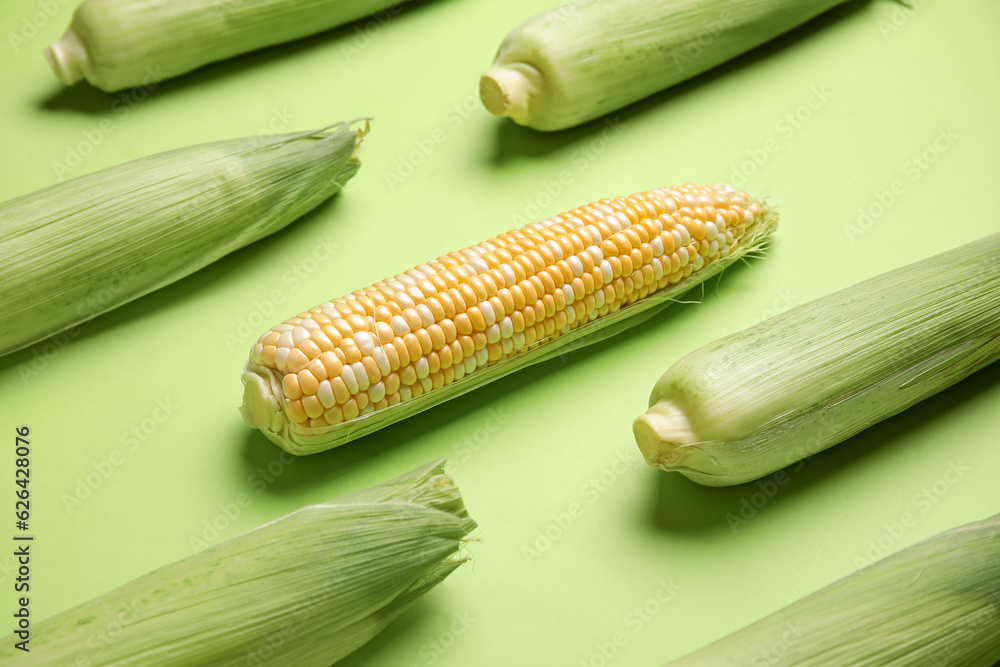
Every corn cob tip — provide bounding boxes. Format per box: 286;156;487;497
44;29;89;86
480;66;530;121
633;400;723;477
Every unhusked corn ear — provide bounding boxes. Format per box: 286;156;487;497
0;122;364;357
0;459;474;666
480;0;850;131
46;0;420;91
666;513;1000;665
242;184;777;454
634;231;1000;486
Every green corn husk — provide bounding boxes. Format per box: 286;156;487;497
634;232;1000;486
480;0;849;131
0;459;475;666
0;122;364;358
666;513;1000;666
46;0;417;92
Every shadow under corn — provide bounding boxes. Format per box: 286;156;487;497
332;595;456;667
36;0;447;113
487;0;869;164
647;361;1000;536
237;333;568;493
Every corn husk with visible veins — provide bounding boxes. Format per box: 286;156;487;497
46;0;417;91
480;0;850;131
0;122;364;358
634;232;1000;486
666;513;1000;666
0;459;474;667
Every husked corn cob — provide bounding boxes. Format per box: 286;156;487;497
242;184;777;454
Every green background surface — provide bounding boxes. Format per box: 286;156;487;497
1;0;999;664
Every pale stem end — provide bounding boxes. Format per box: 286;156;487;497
241;367;285;434
633;400;697;471
479;67;528;119
44;28;90;86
